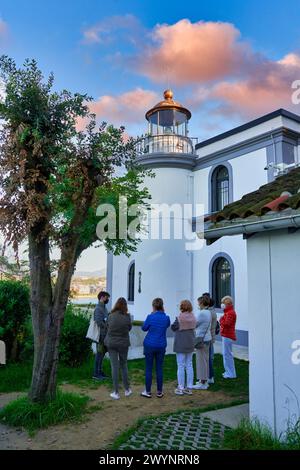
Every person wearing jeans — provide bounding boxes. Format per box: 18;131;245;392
171;300;197;395
104;297;132;399
220;296;237;379
144;347;165;394
141;298;170;398
93;291;110;380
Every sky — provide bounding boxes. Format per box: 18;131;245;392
1;0;300;271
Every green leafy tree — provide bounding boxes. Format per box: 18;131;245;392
0;57;150;402
0;280;30;361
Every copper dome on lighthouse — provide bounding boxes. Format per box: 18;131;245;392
145;89;192;121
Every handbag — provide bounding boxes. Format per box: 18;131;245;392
194;310;212;349
86;317;100;343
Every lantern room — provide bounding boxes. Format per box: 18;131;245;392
146;89;191;137
138;89;195;155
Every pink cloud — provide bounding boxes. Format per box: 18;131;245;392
80;16;300;121
134;19;253;84
76;88;159;131
210;53;300;118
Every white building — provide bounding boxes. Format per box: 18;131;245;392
107;90;300;346
204;166;300;435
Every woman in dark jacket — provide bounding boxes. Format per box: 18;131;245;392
104;297;132;400
171;300;197;395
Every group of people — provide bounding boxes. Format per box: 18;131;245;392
90;291;237;400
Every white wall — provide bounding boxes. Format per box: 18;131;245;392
192;234;248;332
230;148;267;200
110;167;194;321
193;148;268;214
193;167;210;212
248;229;300;435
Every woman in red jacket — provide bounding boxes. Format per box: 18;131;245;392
220;296;237;379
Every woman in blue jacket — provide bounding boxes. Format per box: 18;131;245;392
141;298;170;398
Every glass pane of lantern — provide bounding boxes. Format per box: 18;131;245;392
158;109;174;127
174;110;187;125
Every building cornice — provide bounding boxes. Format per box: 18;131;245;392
193;127;300;171
136;152;197;170
195;108;300;150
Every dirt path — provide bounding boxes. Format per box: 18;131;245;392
0;384;237;450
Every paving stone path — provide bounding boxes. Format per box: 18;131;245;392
117;412;229;450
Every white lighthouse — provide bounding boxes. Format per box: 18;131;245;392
107;89;198;320
107;95;300;345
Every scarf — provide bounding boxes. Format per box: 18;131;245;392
178;311;197;331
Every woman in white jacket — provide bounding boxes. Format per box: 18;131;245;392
193;295;212;390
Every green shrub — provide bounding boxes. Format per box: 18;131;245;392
0;391;90;434
19;318;34;361
0;280;30;361
59;304;91;367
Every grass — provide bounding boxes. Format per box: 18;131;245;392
223;417;300;450
110;399;247;450
0;390;91;435
0;353;249;399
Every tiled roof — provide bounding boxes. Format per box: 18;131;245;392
208;166;300;224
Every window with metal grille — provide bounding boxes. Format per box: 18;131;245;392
212;165;229;212
128;262;135;302
212;257;231;308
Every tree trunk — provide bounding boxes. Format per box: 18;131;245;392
28;232;54;402
28;233;79;402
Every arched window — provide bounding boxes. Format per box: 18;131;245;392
128;262;135;302
211;165;230;212
212;257;232;308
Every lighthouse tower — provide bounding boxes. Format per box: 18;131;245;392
107;90;197;320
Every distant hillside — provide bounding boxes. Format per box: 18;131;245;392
73;269;106;278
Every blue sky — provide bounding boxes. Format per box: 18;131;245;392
1;0;300;271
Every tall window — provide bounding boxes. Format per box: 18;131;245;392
212;257;231;308
128;262;135;302
212;165;229;212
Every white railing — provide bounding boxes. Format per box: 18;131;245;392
136;134;197;155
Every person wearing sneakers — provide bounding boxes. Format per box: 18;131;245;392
202;293;218;385
193;295;212;390
220;296;237;379
92;291;110;380
141;298;170;398
171;300;197;396
104;297;132;400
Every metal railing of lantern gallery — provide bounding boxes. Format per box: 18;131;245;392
136;134;198;156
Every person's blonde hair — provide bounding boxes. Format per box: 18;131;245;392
221;295;233;305
180;300;193;313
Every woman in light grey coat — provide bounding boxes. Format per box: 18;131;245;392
193;295;212;390
171;300;197;395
